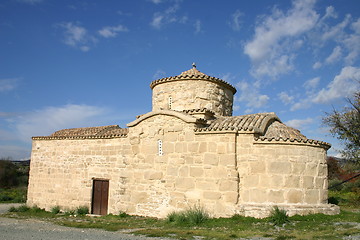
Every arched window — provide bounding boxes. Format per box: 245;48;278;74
158;139;163;156
168;96;172;110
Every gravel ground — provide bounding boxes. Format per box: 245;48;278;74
0;203;171;240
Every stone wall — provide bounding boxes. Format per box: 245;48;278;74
27;113;339;218
152;80;234;116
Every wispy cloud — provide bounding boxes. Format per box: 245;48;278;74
153;69;166;79
57;22;97;52
150;1;187;29
194;20;202;34
313;66;360;103
278;91;294;105
244;0;319;78
229;9;243;31
98;24;128;38
235;81;269;113
0;78;19;92
285;117;313;130
325;46;342;64
14;104;109;142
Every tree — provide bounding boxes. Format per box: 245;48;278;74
323;92;360;164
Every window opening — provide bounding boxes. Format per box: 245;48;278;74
168;96;172;110
158;139;163;156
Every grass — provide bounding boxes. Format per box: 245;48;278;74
2;204;360;239
0;187;27;203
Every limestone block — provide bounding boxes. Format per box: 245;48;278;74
250;162;266;174
144;171;163;180
303;176;314;189
219;179;238;191
188;142;199;152
179;166;189;177
224;192;238;204
199;142;208;153
175;178;195;189
291;163;305;175
284;175;300;188
196;180;218;190
249;189;267;203
269;162;291;174
304;163;317;176
286;189;303;203
204;153;218;165
318;163;327;177
268;190;284;203
208;142;217;153
190;167;204;177
242;175;259;188
304;189;319;204
203;191;221;200
130;191;148;204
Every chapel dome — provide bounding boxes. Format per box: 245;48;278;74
150;65;236;116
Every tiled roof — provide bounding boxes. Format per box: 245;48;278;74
255;121;330;148
194;112;331;148
32;125;128;140
195;112;279;134
150;67;237;94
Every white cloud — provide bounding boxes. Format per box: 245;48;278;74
278;91;294;105
150;2;187;29
58;22;96;51
303;77;320;90
321;14;350;42
14;104;109;142
322;6;337;20
229;9;243;31
194;20;201;34
313;66;360;104
325;46;342;64
312;61;322;69
235;81;269;110
244;0;319;78
98;24;128;38
0;78;18;92
285;117;313;130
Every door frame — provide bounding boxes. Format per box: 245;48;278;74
91;179;109;215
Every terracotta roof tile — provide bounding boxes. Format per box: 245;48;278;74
32;125;128;140
150;67;237;94
195;112;279;133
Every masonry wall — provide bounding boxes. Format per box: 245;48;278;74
27;115;338;218
236;134;332;217
152;80;234;116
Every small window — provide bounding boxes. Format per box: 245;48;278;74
158;139;163;156
168;96;172;110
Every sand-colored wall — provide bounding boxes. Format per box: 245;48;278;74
27;114;338;218
152;80;234;116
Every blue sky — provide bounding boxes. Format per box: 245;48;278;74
1;0;359;159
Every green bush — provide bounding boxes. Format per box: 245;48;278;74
167;205;209;225
76;206;89;215
268;206;289;226
0;187;27;203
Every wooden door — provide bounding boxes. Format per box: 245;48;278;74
92;180;109;215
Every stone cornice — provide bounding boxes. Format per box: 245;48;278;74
254;136;331;149
150;67;237;94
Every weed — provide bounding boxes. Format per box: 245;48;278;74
0;187;27;203
76;206;89;215
51;206;61;214
8;204;30;212
118;211;129;218
268;206;289;226
167;205;209;226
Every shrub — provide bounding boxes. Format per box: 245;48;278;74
268;206;289;226
76;206;89;215
166;205;209;226
51;206;61;214
118;211;129;218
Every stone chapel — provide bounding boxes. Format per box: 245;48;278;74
27;65;339;218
